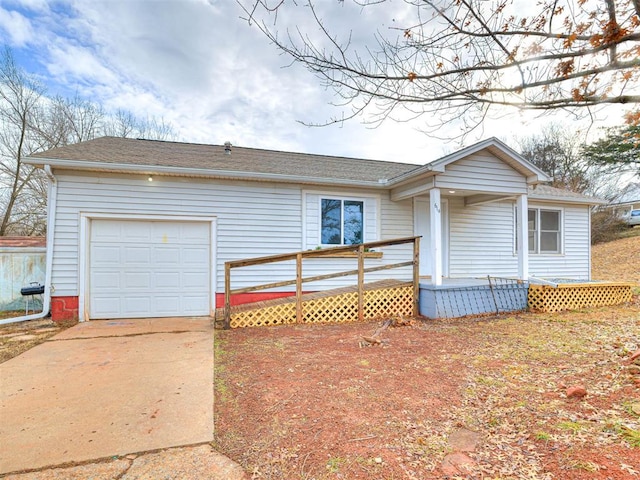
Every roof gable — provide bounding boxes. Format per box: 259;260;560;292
387;137;550;187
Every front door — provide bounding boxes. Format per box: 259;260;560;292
414;197;449;277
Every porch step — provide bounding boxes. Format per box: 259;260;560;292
216;279;413;329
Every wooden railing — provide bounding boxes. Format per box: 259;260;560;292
223;236;421;329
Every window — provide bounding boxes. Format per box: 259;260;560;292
518;207;561;254
321;198;364;245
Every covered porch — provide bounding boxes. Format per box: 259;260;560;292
389;140;547;288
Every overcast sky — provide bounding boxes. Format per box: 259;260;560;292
0;0;628;164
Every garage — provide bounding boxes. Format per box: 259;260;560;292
89;219;211;319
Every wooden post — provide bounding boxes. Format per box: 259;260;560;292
224;263;231;329
357;244;364;322
296;252;303;323
413;236;420;317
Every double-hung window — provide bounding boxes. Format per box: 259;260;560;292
320;198;364;245
523;208;562;254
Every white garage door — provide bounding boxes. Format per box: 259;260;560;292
89;219;210;319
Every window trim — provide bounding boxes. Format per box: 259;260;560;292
515;205;564;255
319;196;366;246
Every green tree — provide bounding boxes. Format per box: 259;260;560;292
582;125;640;176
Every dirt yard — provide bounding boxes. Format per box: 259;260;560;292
214;235;640;479
214;304;640;479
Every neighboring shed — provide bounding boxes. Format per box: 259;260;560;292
0;237;46;312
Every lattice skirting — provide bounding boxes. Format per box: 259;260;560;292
528;283;633;313
229;285;414;328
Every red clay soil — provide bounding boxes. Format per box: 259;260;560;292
214;302;640;479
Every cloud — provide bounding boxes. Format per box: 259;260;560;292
2;0;628;163
0;7;35;46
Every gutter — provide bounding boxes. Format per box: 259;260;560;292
1;165;57;325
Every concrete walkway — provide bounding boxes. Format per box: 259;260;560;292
0;318;236;477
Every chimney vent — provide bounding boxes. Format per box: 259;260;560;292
224;141;232;154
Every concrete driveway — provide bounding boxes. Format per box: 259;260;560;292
0;318;214;475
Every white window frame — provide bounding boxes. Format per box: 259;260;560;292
319;196;366;246
514;206;564;255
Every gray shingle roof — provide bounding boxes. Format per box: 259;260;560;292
528;184;605;204
28;136;418;184
27;136;603;204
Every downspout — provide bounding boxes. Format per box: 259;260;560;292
0;165;57;325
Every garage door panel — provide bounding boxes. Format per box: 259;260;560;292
123;272;151;289
92;220;123;241
153;296;181;314
123;297;152;315
180;224;210;243
92;271;121;289
154;247;180;264
89;220;211;319
181;295;209;313
92;245;121;264
182;272;209;288
92;297;122;317
124;246;151;264
152;222;181;242
155;272;181;288
122;222;154;242
182;246;208;264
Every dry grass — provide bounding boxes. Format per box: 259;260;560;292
0;318;66;363
592;229;640;284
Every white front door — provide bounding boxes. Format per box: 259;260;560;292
414;197;449;277
89;219;211;319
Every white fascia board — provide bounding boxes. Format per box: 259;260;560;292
24;157;388;189
390;177;436;201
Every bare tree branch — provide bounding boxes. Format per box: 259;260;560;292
0;47;177;236
238;0;640;132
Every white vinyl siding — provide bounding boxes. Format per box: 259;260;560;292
447;197;590;279
50;170;592;302
52;172;302;298
51;174;416;299
436;153;528;194
448;198;517;277
529;203;590;279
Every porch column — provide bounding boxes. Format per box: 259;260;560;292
430;187;442;286
516;194;529;279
